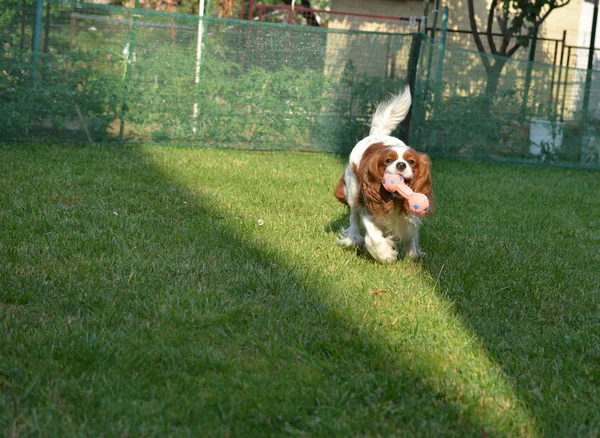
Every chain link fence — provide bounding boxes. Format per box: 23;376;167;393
2;0;600;167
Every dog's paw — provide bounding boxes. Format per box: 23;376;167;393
365;236;398;263
337;228;364;247
377;251;399;263
407;249;427;260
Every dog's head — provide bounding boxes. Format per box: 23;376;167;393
357;142;433;215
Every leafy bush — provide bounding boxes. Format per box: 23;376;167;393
559;113;600;165
331;60;408;151
416;85;532;158
1;1;123;143
1;47;122;142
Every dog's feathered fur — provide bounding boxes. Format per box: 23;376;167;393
370;89;412;136
335;88;432;263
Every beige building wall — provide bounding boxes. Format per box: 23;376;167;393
325;0;592;118
330;0;423;27
326;0;590;74
328;0;421;34
330;0;498;34
330;0;585;47
324;0;421;79
538;0;584;46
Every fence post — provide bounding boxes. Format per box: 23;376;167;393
560;47;571;120
521;27;538;118
43;1;50;53
583;0;598;115
528;28;537;62
549;39;559;113
434;7;448;101
421;0;440;108
32;0;43;79
430;0;440;41
419;0;441;145
556;30;566;120
20;0;26;50
248;0;254;20
581;0;598;162
119;0;139;142
587;0;599;71
560;30;566;67
401;31;423;143
192;0;206;136
422;0;429;35
426;6;448;151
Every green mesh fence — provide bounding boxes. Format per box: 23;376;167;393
2;0;600;167
0;0;411;152
413;38;600;167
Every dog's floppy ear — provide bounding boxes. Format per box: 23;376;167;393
358;143;395;216
333;175;347;205
411;153;432;196
411;152;433;213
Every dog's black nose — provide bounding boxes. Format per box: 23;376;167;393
396;162;407;172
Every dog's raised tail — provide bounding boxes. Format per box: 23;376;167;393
369;88;412;136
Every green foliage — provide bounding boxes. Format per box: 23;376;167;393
120;25;334;148
2;0;598;168
419;82;600;167
0;0;29;44
0;2;394;153
418;87;531;159
1;46;121;142
331;60;408;150
557;112;600;165
507;0;571;46
1;1;124;142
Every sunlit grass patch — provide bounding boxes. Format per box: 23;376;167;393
1;143;599;436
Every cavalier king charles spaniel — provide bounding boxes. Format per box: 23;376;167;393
334;88;433;263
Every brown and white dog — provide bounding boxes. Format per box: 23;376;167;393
334;88;433;263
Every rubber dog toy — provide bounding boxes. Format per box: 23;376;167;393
382;171;429;214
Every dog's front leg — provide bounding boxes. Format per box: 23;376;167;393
363;216;397;263
404;222;425;259
337;208;364;247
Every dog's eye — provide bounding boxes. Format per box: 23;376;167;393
407;159;416;166
384;159;394;165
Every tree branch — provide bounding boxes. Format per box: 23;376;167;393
536;0;571;27
497;7;511;55
507;42;522;57
467;0;491;71
487;0;498;55
496;9;507;34
467;0;486;53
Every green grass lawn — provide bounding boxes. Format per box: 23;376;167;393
1;142;599;437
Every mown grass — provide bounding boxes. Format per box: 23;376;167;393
1;142;599;437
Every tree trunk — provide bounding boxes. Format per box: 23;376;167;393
484;58;507;98
481;58;507;114
485;61;504;96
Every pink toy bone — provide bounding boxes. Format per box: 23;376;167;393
382;171;430;215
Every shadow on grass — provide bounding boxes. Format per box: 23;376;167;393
323;211;350;236
0;144;517;436
323;211;377;262
325;158;600;435
121;148;506;435
0;146;534;436
417;160;600;435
